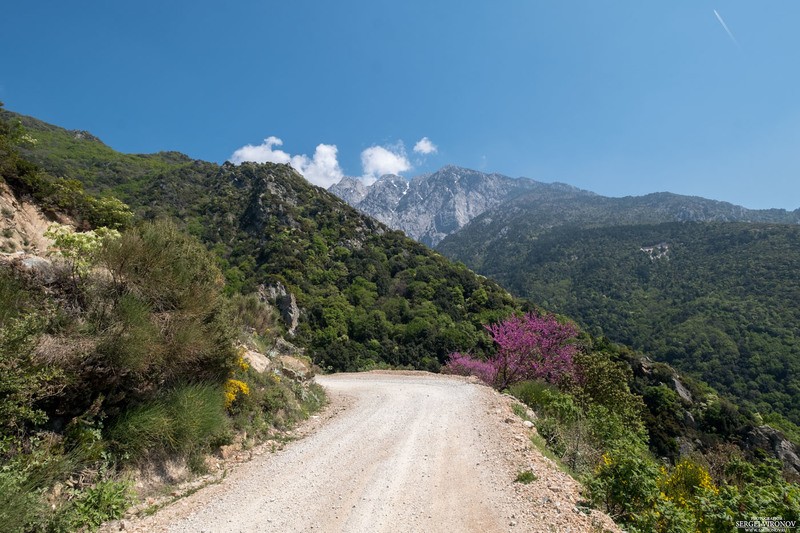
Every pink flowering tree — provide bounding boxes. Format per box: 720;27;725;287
443;312;579;390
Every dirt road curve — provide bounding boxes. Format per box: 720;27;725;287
123;372;618;533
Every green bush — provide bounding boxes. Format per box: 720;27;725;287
229;292;280;337
585;441;660;523
0;271;29;325
96;294;159;374
101;220;225;315
108;383;228;461
509;380;580;421
0;442;78;533
515;470;537;484
228;363;326;438
0;468;47;533
48;478;132;532
0;313;64;433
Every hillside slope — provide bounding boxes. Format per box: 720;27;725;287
438;186;800;271
5;110;523;372
443;220;800;427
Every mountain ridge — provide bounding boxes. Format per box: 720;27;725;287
329;165;800;249
330;165;549;246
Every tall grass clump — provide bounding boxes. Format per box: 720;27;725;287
109;383;228;462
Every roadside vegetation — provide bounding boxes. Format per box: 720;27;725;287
0;108;324;532
445;312;800;531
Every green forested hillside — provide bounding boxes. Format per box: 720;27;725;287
437;186;799;276
5;109;522;372
444;220;800;427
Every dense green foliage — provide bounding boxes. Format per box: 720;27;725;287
438;185;800;272
9;109;523;372
509;351;800;532
0;222;226;530
1;109;191;194
444;220;800;430
0;220;325;530
201;162;521;371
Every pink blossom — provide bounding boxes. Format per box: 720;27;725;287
443;313;578;390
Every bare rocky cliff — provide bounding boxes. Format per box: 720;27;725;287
330;166;541;246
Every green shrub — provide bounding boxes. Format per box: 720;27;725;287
96;294;159;373
170;384;229;454
101;220;224;315
48;478;132;532
514;470;537;484
93;221;237;392
227;364;326;438
0;313;64;433
109;383;228;461
509;380;580;421
586;441;659;523
0;442;78;533
0;468;47;533
229;292;280;337
0;271;29;325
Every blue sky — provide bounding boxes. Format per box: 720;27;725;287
2;1;799;209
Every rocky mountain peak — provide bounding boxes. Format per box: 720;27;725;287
329;176;368;205
330;166;539;246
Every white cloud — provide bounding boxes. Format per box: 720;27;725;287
230;136;292;165
289;144;343;189
413;137;438;155
230;137;343;188
360;145;411;181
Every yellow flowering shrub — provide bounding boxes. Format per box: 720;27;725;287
224;379;250;408
660;458;718;508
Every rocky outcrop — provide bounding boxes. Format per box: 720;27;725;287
745;426;800;478
277;355;313;381
242;349;272;373
0;180;64;255
259;282;300;336
0;253;60;285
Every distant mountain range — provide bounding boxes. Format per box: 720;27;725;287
331;166;583;246
330;166;800;249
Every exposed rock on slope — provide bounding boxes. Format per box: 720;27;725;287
330;166;548;246
0;180;61;254
331;163;800;252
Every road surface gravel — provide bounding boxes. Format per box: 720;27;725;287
118;372;619;533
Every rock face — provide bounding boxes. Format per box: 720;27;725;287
745;426;800;478
328;176;367;205
0;180;64;255
330;166;541;247
0;253;60;285
259;283;300;336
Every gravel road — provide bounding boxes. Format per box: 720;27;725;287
122;372;619;533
